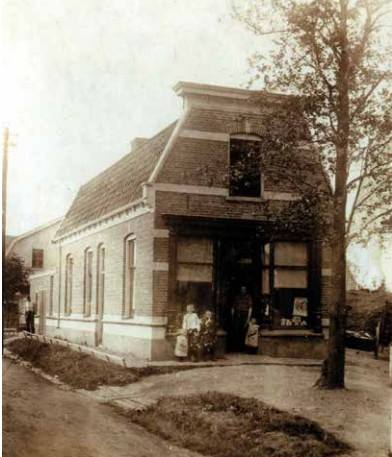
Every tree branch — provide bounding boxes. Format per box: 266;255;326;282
350;73;387;121
359;208;392;233
348;158;392;188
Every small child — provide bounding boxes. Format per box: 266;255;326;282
245;318;259;354
182;304;201;362
199;310;217;361
174;328;188;361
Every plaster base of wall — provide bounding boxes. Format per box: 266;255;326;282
46;326;96;347
42;318;171;360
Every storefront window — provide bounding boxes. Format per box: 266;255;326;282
262;241;309;329
275;242;307;266
176;237;213;315
274;269;307;288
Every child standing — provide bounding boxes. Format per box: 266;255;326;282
245;318;259;354
182;304;201;362
174;328;188;361
200;310;217;361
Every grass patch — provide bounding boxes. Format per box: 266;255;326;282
7;338;196;390
125;392;350;457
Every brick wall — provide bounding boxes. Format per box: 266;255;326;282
157;103;324;196
152;270;169;317
154;191;286;229
152;101;333;327
56;212;154;318
153;238;169;262
183;108;286;135
157;137;307;194
158;138;227;187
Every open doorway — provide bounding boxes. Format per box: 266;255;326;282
216;238;260;352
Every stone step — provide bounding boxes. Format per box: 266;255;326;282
111;396;157;412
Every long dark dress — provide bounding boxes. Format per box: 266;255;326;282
200;316;217;360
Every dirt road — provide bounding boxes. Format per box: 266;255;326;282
2;358;199;457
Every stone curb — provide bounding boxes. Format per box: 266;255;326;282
21;332;128;367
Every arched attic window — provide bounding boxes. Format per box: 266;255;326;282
229;134;262;198
64;254;74;315
83;248;93;316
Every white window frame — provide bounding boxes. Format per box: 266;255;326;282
123;235;136;318
96;243;105;315
83;248;93;316
64;254;73;315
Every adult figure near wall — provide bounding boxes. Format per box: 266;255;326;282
231;286;253;352
25;296;35;334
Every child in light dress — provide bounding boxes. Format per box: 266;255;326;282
174;328;188;360
245;318;259;354
182;304;201;362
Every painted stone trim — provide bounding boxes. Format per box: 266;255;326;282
179;129;229;142
153;182;228;196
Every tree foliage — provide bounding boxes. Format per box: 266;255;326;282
233;0;392;246
3;254;30;304
232;0;392;388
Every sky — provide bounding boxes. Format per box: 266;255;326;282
1;0;390;290
1;0;262;235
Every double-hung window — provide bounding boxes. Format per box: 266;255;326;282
84;248;93;316
65;255;73;315
97;244;105;314
124;236;136;317
32;248;44;269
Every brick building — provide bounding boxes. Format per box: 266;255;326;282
24;82;333;360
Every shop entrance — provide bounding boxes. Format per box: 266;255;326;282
216;238;260;351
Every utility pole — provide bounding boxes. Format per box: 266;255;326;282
2;127;9;351
2;127;9;263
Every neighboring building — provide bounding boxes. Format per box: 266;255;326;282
19;82;334;360
6;217;63;329
346;264;360;291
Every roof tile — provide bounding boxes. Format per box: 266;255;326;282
56;121;176;238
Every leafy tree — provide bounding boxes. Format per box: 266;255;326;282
3;254;30;304
232;0;392;388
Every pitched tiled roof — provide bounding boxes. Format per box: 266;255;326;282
56;121;176;238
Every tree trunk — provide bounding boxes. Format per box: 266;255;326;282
326;211;347;388
321;0;350;389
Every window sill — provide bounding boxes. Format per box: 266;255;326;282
226;196;263;203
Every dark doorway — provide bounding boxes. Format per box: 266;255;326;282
216;238;260;351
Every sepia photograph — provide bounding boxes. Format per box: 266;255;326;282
2;1;392;456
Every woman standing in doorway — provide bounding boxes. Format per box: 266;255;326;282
231;286;253;351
